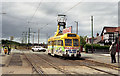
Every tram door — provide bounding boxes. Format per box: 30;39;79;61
51;41;54;54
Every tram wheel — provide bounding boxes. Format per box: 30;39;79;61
48;53;51;56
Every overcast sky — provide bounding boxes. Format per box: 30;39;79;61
1;1;118;43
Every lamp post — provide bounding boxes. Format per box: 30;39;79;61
91;16;94;53
117;31;119;63
75;21;78;34
115;27;119;63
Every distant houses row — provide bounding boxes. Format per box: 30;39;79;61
87;26;120;45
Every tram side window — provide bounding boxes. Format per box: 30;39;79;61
73;39;79;46
58;40;63;46
65;39;72;46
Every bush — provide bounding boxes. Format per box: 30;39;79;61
84;44;110;53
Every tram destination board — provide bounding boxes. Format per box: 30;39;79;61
67;34;76;37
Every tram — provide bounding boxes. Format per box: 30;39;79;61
47;15;81;58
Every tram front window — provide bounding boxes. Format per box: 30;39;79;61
65;39;72;46
73;39;79;46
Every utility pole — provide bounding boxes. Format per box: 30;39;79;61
38;29;40;46
28;28;31;44
46;33;48;44
22;32;24;44
117;31;119;63
75;21;78;34
25;32;27;44
91;16;94;53
33;32;36;47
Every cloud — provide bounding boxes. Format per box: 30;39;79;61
2;2;118;43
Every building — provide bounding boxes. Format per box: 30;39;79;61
101;26;120;45
87;26;120;45
87;36;102;44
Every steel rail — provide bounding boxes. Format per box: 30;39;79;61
23;53;44;74
42;54;119;76
35;54;79;75
67;58;119;76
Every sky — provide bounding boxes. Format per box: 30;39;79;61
1;0;119;43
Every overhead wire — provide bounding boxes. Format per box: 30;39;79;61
41;1;83;38
27;0;42;27
25;1;82;42
41;1;83;31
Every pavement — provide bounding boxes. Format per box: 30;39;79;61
81;52;120;68
0;49;23;67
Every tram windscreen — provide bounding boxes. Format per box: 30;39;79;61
73;39;79;46
65;39;72;46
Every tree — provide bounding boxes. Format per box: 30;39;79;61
80;36;87;46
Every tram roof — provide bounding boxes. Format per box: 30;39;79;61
48;33;80;41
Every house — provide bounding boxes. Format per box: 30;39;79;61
87;36;103;44
86;33;102;44
101;26;120;45
86;26;120;45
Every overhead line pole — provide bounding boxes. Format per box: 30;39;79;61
75;21;78;34
33;32;36;47
91;16;94;53
25;32;27;44
28;28;31;44
38;29;40;46
117;31;119;63
22;32;24;44
46;33;48;44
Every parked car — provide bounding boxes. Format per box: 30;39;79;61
32;46;46;52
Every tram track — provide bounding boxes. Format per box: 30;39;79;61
69;60;119;76
34;54;79;75
24;52;78;75
23;51;119;76
23;53;44;74
39;54;119;76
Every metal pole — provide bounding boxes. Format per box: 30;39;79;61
22;33;24;44
77;22;78;34
28;28;31;44
71;26;72;33
118;31;119;63
33;32;36;47
33;33;34;46
25;32;27;44
38;29;40;46
46;33;48;44
91;16;94;53
75;21;78;34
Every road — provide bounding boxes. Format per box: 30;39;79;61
2;50;119;76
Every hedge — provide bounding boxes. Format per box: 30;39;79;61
84;44;110;53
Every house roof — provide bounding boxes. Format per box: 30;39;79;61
115;27;120;34
101;26;120;36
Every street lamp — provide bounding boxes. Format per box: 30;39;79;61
75;21;78;34
117;31;119;63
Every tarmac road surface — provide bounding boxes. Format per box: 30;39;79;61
1;49;119;76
